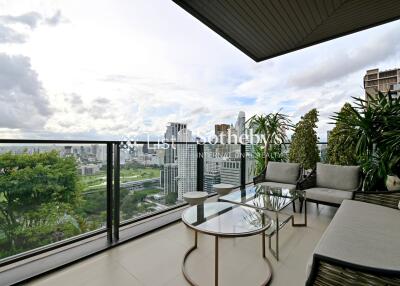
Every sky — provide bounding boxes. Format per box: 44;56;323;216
0;0;399;142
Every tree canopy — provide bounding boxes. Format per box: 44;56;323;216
0;151;84;257
327;103;358;165
289;108;320;170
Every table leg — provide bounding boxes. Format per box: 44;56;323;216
275;210;279;261
262;230;265;258
292;198;307;227
215;235;219;286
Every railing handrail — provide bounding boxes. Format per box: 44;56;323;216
0;139;328;145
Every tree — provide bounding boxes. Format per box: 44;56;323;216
0;151;84;258
327;103;358;165
289;109;320;170
247;112;292;169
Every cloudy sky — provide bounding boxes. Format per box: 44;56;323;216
0;0;399;141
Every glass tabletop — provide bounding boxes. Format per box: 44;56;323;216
219;184;304;212
182;202;272;237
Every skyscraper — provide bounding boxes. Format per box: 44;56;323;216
163;163;178;196
235;111;246;137
176;128;197;200
162;122;187;199
220;159;241;186
164;122;187;163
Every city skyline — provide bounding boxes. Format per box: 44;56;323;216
0;0;400;142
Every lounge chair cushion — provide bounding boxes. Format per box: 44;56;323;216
306;200;400;280
259;181;297;191
305;187;353;205
316;163;360;191
265;162;300;185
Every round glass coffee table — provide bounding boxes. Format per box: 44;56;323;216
181;202;273;286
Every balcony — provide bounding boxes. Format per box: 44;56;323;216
0;140;331;285
24;203;335;286
1;1;400;285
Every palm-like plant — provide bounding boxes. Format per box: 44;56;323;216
247;112;292;169
332;91;400;190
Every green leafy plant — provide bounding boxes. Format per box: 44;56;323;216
252;144;288;174
289;108;320;170
247;112;292;170
327;103;358;165
332;91;400;190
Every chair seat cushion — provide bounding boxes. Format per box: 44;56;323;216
259;181;297;191
305;187;353;204
307;200;400;280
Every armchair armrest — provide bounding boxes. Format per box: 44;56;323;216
353;190;400;209
297;168;316;190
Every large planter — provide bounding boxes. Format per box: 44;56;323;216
386;175;400;191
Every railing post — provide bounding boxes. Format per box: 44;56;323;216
113;143;120;241
106;143;113;243
197;143;204;192
240;144;246;189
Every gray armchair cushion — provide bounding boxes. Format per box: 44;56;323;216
305;187;353;205
259;181;297;191
316;163;360;191
265;162;300;185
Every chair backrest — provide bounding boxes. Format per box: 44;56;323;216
265;161;300;185
316;163;360;191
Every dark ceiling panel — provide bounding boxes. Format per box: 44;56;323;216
173;0;400;62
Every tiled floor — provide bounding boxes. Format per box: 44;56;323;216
27;203;336;286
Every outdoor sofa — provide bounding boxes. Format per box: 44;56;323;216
305;191;400;285
298;163;362;211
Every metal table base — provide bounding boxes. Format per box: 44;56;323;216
182;230;272;286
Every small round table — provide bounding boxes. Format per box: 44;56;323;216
181;202;273;286
213;183;235;196
183;191;208;205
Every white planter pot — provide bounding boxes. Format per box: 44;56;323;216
386;175;400;191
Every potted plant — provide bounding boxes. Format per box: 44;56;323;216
332;91;400;191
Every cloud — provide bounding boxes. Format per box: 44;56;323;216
0;11;42;29
0;53;52;129
0;24;26;43
45;10;68;26
288;27;400;88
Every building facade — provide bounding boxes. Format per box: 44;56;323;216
364;68;400;99
220;159;241;186
176;129;197;200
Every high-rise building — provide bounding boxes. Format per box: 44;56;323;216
364;68;400;99
220;159;241;186
235;111;246;137
203;155;222;193
162;122;187;198
163;163;178;196
164;122;187;163
176;129;197;200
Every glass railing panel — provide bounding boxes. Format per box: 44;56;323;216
0;143;107;260
119;142;196;222
203;144;241;193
